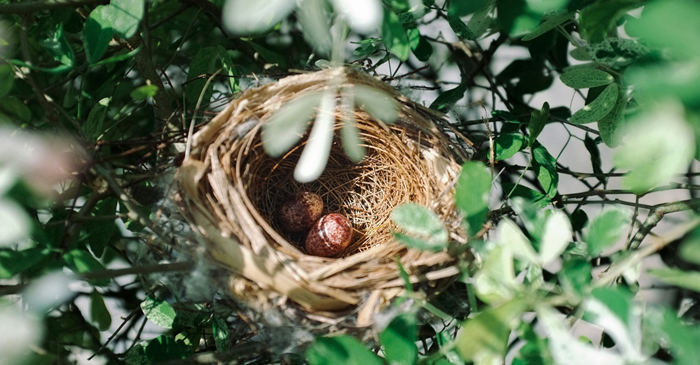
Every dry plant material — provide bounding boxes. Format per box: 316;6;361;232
175;67;471;322
305;213;353;257
277;192;323;233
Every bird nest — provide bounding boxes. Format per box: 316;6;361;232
174;67;470;325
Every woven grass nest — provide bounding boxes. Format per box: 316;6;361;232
176;67;471;324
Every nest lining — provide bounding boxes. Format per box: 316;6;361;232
176;67;469;318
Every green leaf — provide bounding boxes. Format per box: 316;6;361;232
521;12;574;41
353;85;399;124
537;304;626;365
39;24;74;67
101;0;144;39
381;9;410;61
584;208;630;257
262;92;322;158
306;335;384;365
597;87;625;148
456;161;492;236
63;249;110;286
0;246;51;278
579;0;642;43
559;257;592;298
0;63;14;98
294;91;336;182
528;102;549;145
583;134;605;185
455;298;528;361
0;96;31;123
449;0;487;16
130;85;159;100
90;291;112;331
407;28;433;62
645;307;700;365
648;268;700;293
625;0;700;60
145;335;191;362
474;245;520;303
353;41;379;58
185;46;218;106
339;90;365;163
502;183;550;208
212;315;230;352
499;218;538;264
84;7;114;64
84;97;110;141
92;45;141;67
85;197;118;257
380;314;418;365
614;102;695;194
585;38;650;69
560;68;614;89
484;133;527;161
430;83;467;113
447;11;476;40
217;46;241;94
221;0;296;36
140;295;176;329
539;211;571;265
583;287;641;360
391;203;448;247
532;143;558;199
569;83;618;125
570;209;589;232
680;227;700;265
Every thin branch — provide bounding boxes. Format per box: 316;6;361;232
629;198;700;250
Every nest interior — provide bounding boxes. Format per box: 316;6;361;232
176;67;469;321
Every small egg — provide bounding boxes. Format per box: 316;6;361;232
305;213;353;257
277;192;324;233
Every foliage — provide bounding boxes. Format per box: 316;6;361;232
2;0;700;364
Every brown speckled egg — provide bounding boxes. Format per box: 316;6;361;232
305;213;353;257
277;192;324;233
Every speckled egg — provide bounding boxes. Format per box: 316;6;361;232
305;213;353;257
277;192;324;233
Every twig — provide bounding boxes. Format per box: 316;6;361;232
628;198;700;250
88;307;141;360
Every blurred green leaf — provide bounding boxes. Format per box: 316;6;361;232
339;90;365;163
0;96;31;123
381;9;410;61
0;64;14;98
474;245;519;304
90;290;112;331
217;46;241;94
499;218;538;264
648;268;700;293
532;143;558;199
430;83;467;113
539;211;571;265
85;197;118;258
625;0;700;59
380;314;418;365
84;97;110;141
529;102;549;145
559;257;592;298
584;287;641;360
212;315;230;352
145;335;191;362
130;85;159;100
63;249;110;286
614;102;695;194
0;246;51;278
456;298;528;361
584;208;630;257
570;209;589;232
262;92;322;158
306;335;384;365
101;0;144;39
569;83;618;124
560;68;614;89
294;91;335;182
39;24;74;67
84;7;114;64
645;306;700;365
579;0;642;43
450;0;487;16
680;226;700;265
353;85;398;124
221;0;295;36
391;202;448;248
456;161;492;236
141;296;176;329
